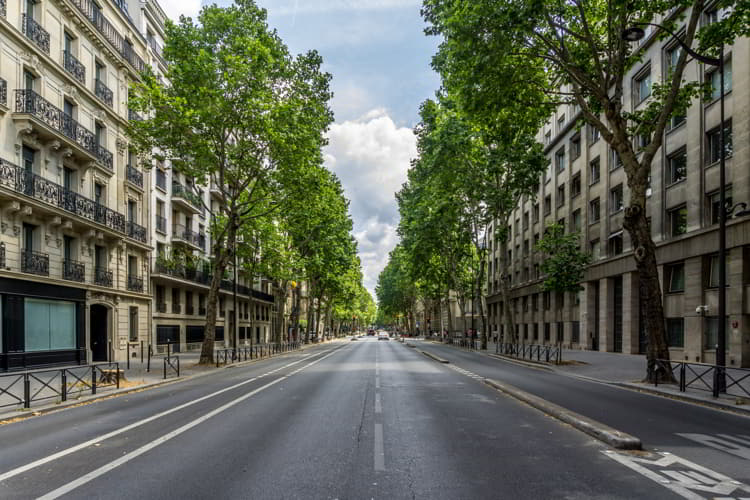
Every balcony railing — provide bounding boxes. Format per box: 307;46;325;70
156;169;167;190
22;249;49;276
155;215;166;233
252;289;275;303
156;302;167;313
63;51;86;84
153;258;212;286
14;90;113;170
22;14;50;54
127;274;144;292
172;182;203;211
70;0;146;73
171;303;181;314
126;165;143;188
0;78;6;106
94;79;113;107
94;267;113;287
0;159;147;243
172;225;204;249
63;259;85;282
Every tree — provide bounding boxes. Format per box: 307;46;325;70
536;223;593;294
128;0;333;363
422;0;747;381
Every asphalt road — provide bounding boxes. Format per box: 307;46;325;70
0;339;721;499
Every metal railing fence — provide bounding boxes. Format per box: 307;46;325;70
498;343;563;364
654;359;750;399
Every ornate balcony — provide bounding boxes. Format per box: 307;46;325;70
70;0;146;73
94;79;113;107
22;249;49;276
13;90;113;170
172;224;204;250
94;267;113;287
126;165;143;188
153;258;212;286
0;159;147;243
22;14;50;54
127;274;144;292
63;51;86;85
171;182;202;214
63;259;85;282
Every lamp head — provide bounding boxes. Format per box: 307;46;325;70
622;27;645;42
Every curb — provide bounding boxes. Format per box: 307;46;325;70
614;382;750;418
405;343;417;348
0;344;325;425
420;350;449;364
483;378;642;450
486;353;555;371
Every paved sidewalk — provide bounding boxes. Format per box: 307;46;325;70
428;338;750;413
0;340;338;422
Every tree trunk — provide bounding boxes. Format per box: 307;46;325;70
290;285;301;342
199;225;235;364
445;293;454;342
273;280;288;343
498;236;515;348
477;258;487;349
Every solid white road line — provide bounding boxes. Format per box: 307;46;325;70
0;348;333;484
374;423;385;472
36;347;343;500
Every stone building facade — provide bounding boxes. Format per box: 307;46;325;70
486;12;750;367
0;0;152;369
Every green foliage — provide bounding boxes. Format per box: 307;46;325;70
536;224;592;293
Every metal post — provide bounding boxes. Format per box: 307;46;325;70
163;358;167;380
233;245;238;352
116;363;120;389
717;44;727;394
127;342;130;370
24;374;30;408
91;366;97;395
140;340;144;364
61;370;67;402
147;344;152;372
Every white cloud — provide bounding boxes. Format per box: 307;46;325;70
324;109;416;296
158;0;202;22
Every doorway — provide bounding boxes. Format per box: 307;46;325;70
90;304;109;362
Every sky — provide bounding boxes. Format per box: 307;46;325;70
158;0;441;299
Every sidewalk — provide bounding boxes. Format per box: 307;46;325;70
438;339;750;414
0;340;333;423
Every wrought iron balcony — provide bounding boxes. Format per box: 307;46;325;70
0;78;6;107
127;274;144;292
14;90;112;169
0;159;147;243
70;0;146;73
126;165;143;188
155;169;166;190
22;14;50;54
148;36;167;67
171;182;202;213
156;302;167;313
127;221;147;242
94;267;113;287
94;79;113;107
153;258;212;286
63;51;86;84
171;303;181;314
63;259;85;282
22;249;49;276
155;215;166;233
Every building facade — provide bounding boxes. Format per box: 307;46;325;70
486;11;750;367
0;0;152;370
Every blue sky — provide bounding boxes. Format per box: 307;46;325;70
159;0;441;297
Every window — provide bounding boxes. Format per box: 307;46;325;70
556;322;564;342
610;149;623;171
571;173;581;198
557;115;565;134
636;133;651;150
708;254;728;288
704;316;729;350
708;187;732;225
22;145;35;173
532;204;539;223
707;58;732;100
544;322;550;341
24;299;76;351
588;125;600;144
571;209;582;232
543;292;551;310
533;324;539;341
589;197;600;223
94;183;103;205
608;232;623;256
570;135;581;161
532;294;538;311
555;147;565;173
557;217;565;229
523;211;529;229
666;263;685;292
544;195;552;215
544;130;551;145
634;67;651;103
523;239;529;255
95;122;105;147
129;307;138;341
610;184;624;213
557;184;565;207
706;121;732;164
668;205;687;237
590;239;601;260
589;157;600;184
666;318;684;348
667;148;687;185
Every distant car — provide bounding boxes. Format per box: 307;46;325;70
378;332;389;341
367;329;376;336
350;336;358;341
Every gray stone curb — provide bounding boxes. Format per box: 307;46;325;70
615;382;750;418
483;378;642;450
419;350;449;363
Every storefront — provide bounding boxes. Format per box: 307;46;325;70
0;277;86;372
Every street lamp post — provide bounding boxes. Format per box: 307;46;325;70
623;23;729;391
